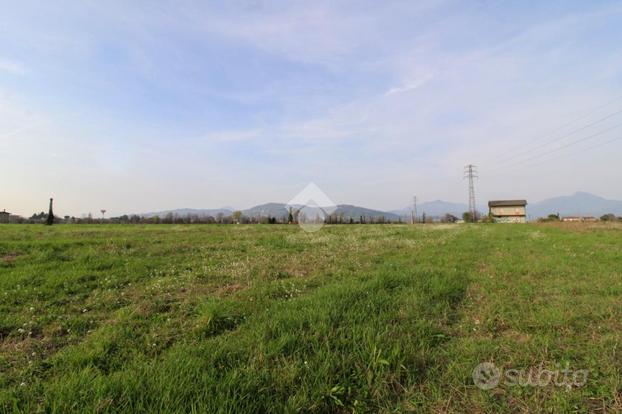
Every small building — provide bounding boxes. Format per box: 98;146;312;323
562;216;597;222
488;200;527;223
0;210;9;224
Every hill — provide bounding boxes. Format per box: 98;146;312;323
140;203;401;221
135;192;622;221
242;203;289;219
529;192;622;217
141;208;233;218
334;204;401;221
243;203;400;221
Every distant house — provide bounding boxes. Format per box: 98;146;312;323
488;200;527;223
562;216;597;222
0;210;9;224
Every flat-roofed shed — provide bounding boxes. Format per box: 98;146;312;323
488;200;527;223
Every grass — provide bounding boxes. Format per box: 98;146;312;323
0;223;620;412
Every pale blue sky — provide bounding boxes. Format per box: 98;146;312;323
1;0;622;216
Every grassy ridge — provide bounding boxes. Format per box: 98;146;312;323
0;224;620;412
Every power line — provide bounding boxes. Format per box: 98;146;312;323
490;108;622;168
506;133;622;171
572;134;622;154
493;122;622;173
486;94;622;166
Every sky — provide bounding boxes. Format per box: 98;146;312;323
1;0;622;217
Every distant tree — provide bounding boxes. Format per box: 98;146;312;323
441;214;458;223
162;213;174;224
30;212;46;222
537;213;561;223
600;213;616;222
462;212;474;223
232;211;242;224
480;213;494;223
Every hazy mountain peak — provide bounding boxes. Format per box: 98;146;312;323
572;191;604;199
529;192;622;217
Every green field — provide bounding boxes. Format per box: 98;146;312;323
0;224;621;413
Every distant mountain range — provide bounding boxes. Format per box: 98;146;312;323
242;203;401;220
138;192;622;220
142;203;400;221
392;192;622;219
527;192;622;218
141;208;233;218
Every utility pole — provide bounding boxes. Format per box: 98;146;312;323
463;165;478;221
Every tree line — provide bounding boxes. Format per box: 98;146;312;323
13;211;406;225
8;210;619;225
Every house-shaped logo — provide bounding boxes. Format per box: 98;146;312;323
286;182;337;232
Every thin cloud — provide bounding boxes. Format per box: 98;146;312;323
0;123;38;138
204;129;263;143
0;59;27;75
385;75;434;96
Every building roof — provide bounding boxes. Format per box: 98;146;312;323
488;200;527;207
0;210;9;215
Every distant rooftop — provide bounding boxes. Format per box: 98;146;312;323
488;200;527;207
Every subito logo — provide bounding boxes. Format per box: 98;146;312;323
472;362;501;390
